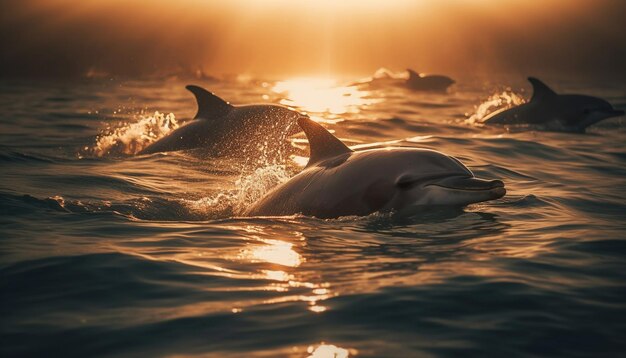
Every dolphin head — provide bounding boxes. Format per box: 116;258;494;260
564;95;625;129
379;149;505;210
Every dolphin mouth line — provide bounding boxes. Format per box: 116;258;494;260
426;184;503;192
426;177;505;192
593;109;624;118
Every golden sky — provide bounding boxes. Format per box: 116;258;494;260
1;0;625;79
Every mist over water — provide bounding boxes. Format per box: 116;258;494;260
2;0;626;80
1;73;625;356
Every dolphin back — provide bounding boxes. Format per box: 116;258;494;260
405;69;454;91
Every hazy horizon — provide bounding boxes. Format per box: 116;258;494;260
2;0;625;80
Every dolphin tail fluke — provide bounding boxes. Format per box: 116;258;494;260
297;117;353;168
528;77;557;102
186;85;233;119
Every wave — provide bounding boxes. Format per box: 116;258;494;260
0;150;58;164
0;161;292;221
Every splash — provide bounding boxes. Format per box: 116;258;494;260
232;164;292;213
466;90;526;125
372;67;407;79
90;111;179;156
184;164;292;218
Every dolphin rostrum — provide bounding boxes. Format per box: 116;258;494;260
244;118;505;219
484;77;624;132
138;85;306;155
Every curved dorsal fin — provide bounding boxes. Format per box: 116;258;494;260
185;85;233;119
406;68;420;80
298;117;353;168
528;77;557;102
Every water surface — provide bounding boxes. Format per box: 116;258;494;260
1;74;626;357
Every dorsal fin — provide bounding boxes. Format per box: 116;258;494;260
298;117;353;168
185;85;233;119
528;77;557;102
406;68;421;80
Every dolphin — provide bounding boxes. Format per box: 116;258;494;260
138;85;305;155
244;118;505;219
484;77;624;132
405;69;455;92
349;68;455;92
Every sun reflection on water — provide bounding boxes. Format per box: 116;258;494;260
272;77;381;117
237;231;338;313
116;227;339;318
307;343;356;358
262;269;294;282
242;238;303;267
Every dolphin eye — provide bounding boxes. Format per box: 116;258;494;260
396;175;420;190
397;180;414;190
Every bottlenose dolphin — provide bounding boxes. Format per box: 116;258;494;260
405;69;455;92
244;118;505;218
484;77;624;132
138;85;305;155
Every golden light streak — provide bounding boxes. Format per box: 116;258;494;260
273;78;380;116
307;343;356;358
242;238;303;267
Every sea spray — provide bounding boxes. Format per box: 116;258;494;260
91;111;179;156
182;164;292;218
466;90;526;125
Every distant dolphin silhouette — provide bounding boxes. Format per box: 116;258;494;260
138;85;305;155
405;69;455;92
244;118;505;218
484;77;624;132
349;68;455;92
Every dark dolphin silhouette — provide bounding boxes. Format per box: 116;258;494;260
405;69;455;92
244;118;505;219
138;85;306;155
349;68;455;92
484;77;624;132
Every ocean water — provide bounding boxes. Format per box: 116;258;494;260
1;74;625;357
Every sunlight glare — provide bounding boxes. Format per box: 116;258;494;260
272;78;380;116
309;305;328;313
262;270;293;282
244;239;303;267
307;343;355;358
